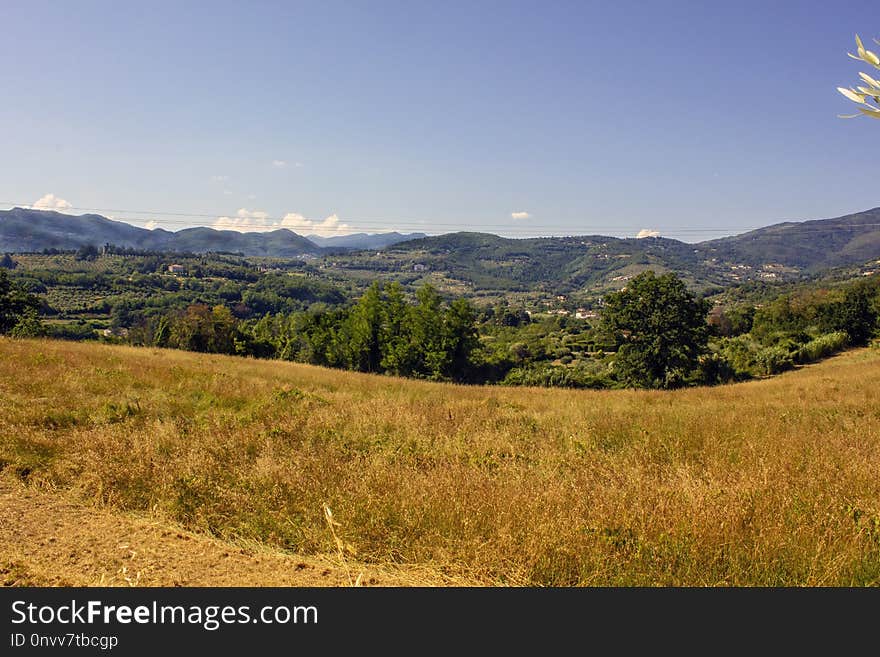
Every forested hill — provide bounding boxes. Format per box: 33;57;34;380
394;206;880;270
382;232;709;291
698;206;880;269
359;207;880;292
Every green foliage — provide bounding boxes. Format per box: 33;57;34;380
501;362;612;389
0;269;43;334
708;304;754;337
754;345;796;376
347;281;384;372
601;271;710;389
228;282;482;383
9;308;48;338
714;335;761;378
75;244;99;261
819;284;876;345
693;351;740;385
795;331;849;364
751;279;878;347
164;304;237;353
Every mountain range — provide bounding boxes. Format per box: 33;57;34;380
326;207;880;293
0;207;424;255
305;231;427;250
2;206;880;291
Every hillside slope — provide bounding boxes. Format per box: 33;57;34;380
698;207;880;269
2;338;879;585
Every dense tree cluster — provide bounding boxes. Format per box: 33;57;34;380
0;269;46;337
129;282;482;383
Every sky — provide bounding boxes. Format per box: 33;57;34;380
0;0;878;241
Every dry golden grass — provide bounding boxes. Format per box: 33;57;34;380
1;337;879;585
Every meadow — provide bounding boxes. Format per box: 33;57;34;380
1;337;878;585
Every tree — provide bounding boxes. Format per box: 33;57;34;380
0;254;16;270
75;244;99;261
169;304;214;352
9;308;47;338
379;282;414;375
347;281;384;372
0;270;43;334
837;34;880;119
600;271;710;389
409;284;447;379
442;298;479;381
820;283;877;346
209;305;237;353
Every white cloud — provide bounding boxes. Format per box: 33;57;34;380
272;160;287;168
212;208;352;236
222;189;233;195
144;220;158;230
30;193;73;212
294;162;304;168
247;193;257;200
511;211;530;220
636;228;660;238
213;208;272;232
280;212;352;237
210;175;229;183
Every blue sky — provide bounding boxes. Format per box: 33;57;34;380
0;0;877;241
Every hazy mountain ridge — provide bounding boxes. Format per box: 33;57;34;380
0;208;419;255
306;231;427;249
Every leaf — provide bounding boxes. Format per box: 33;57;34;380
837;87;866;103
322;503;340;526
858;106;880;119
859;72;880;88
865;50;880;67
856;34;865;57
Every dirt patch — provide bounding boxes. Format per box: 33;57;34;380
0;476;465;587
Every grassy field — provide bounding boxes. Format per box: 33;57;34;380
1;337;879;585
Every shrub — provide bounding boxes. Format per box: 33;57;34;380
755;345;796;376
796;331;849;364
501;363;612;389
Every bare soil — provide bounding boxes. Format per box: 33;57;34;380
0;475;461;587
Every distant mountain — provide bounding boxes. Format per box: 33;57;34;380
345;207;880;292
0;208;320;256
4;206;880;292
697;207;880;269
0;208;157;252
305;232;427;249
